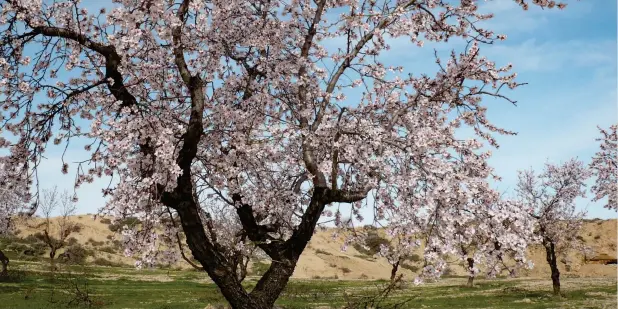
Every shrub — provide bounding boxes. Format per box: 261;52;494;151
406;254;421;262
93;258;121;267
23;234;42;244
99;246;116;254
353;232;391;256
67;237;79;246
365;233;390;254
594;235;601;240
60;244;88;265
32;232;46;241
315;249;332;256
340;267;351;274
87;239;105;247
401;263;419;272
100;218;112;224
70;225;82;233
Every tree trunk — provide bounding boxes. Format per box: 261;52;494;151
166;167;330;308
544;239;560;296
0;250;8;276
390;260;400;282
49;248;58;272
175;204;263;308
466;257;475;287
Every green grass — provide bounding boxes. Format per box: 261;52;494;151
0;261;615;309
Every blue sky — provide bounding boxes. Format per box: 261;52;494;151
21;1;617;218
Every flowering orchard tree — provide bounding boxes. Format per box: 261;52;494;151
376;227;421;282
448;199;535;287
516;159;591;296
590;125;617;211
0;0;568;307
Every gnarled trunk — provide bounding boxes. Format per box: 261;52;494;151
543;239;560;296
168;186;330;309
466;257;475;287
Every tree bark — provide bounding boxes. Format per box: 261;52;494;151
466;257;475;287
390;260;400;282
544;239;560;296
0;250;8;276
49;248;57;271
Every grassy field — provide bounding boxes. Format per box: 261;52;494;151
0;260;615;309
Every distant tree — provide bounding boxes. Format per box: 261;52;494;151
376;231;419;282
516;159;591;296
590;125;617;211
437;197;536;287
32;187;81;268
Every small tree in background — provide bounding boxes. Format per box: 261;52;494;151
33;187;81;268
516;159;591;296
590;124;617;211
450;199;535;287
374;229;419;282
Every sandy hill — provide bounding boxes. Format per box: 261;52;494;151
7;216;617;280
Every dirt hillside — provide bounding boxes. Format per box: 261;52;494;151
9;216;617;280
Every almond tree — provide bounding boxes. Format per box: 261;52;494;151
0;1;569;307
450;199;535;287
33;186;81;268
516;159;591;296
590;125;617;211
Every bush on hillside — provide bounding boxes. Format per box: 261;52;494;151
60;244;89;265
107;217;142;233
353;232;391;256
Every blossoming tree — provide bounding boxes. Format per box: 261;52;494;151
0;0;568;307
449;199;535;287
590;125;617;211
516;159;591;296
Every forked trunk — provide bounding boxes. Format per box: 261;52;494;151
466;257;475;287
168;170;330;308
544;239;560;296
175;199;302;309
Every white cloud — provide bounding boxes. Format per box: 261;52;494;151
477;0;593;34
